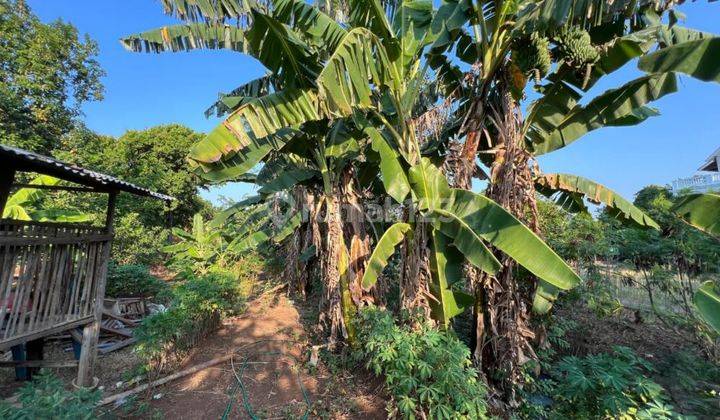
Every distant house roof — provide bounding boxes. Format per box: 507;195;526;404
699;147;720;172
0;144;174;201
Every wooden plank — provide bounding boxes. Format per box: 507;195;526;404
102;309;140;325
0;234;113;247
98;337;137;354
0;315;94;351
0;360;78;368
100;325;133;338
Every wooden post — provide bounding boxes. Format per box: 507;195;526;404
0;166;16;215
77;192;116;387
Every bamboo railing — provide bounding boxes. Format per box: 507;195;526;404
0;219;111;350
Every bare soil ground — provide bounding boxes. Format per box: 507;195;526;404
106;292;386;419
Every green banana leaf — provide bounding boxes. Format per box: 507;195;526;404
190;127;298;182
121;23;247;53
158;0;253;22
273;0;347;52
366;126;410;203
273;213;303;243
257;169;317;195
438;188;581;313
229;230;271;254
530;73;677;155
361;222;412;289
694;281;720;334
535;173;659;229
639;38;720;83
673;193;720;237
408;159;500;274
348;0;394;40
205;74;278;117
210;195;265;228
428;229;474;328
317;28;396;117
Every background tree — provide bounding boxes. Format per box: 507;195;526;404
52;124;212;264
0;0;104;155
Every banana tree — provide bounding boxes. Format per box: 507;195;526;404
421;0;720;395
163;213;227;271
3;175;93;223
124;0;579;332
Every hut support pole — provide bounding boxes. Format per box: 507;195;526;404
77;192;116;387
0;167;16;215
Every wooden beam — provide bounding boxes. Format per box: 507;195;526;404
99;337;137;354
0;167;16;215
0;315;94;351
10;184;102;193
0;360;78;368
77;232;112;387
105;192;117;233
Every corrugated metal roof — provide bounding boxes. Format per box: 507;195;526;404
1;144;174;201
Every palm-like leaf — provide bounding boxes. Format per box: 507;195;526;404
273;0;347;52
535;173;659;229
361;222;412;288
121;23;248;53
694;281;720;334
672;193;720;237
528;73;677;155
639;38;720;83
428;229;474;328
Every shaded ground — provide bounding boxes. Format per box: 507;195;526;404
108;292;386;419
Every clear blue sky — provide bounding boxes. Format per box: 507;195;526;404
28;1;720;204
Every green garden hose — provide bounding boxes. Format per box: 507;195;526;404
221;340;311;420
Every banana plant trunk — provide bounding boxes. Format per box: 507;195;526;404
468;86;539;403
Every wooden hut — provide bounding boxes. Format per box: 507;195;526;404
0;144;173;386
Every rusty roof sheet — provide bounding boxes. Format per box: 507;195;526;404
1;144;174;201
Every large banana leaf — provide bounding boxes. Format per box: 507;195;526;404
529;73;677;155
366;126;410;203
694;281;720;334
361;222;412;288
273;212;303;242
348;0;394;40
246;10;322;85
210;195;265;228
408;159;500;274
159;0;254;22
190;127;298;181
225;88;322;142
257;168;317;194
639;38;720;83
273;0;347;52
228;230;271;254
535;173;659;229
673;193;720;237
524;30;657;139
428;229;474;328
205;74;278;117
121;23;248;53
437;188;581;313
317;28;397;117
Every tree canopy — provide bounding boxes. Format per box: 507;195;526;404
0;0;104;155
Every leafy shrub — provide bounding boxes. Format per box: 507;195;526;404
105;262;171;301
354;307;488;419
112;212;169;265
0;370;100;419
133;271;246;368
547;347;678;419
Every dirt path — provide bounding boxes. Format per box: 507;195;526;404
128;293;385;419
